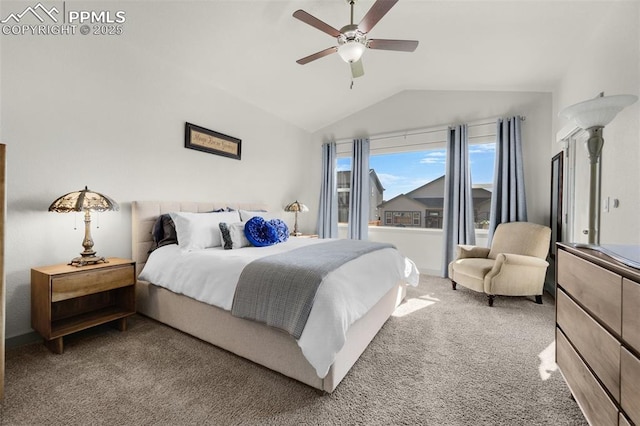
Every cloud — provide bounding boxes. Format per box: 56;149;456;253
419;150;447;164
469;143;496;154
376;173;403;185
420;157;444;164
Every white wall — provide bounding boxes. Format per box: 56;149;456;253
553;2;640;245
0;7;314;338
337;225;489;275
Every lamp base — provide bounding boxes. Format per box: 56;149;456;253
69;254;108;267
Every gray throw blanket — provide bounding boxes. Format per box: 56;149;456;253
231;239;395;339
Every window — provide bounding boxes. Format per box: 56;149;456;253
425;209;443;229
385;211;421;227
373;148;446;228
335;125;496;230
337;158;352;224
469;142;495;228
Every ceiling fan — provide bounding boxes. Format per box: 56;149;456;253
293;0;419;79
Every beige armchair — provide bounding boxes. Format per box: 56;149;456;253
448;221;551;306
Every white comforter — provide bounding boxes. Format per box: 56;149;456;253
138;238;419;378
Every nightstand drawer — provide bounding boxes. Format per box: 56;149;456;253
52;265;134;302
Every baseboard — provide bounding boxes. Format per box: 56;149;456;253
5;331;41;350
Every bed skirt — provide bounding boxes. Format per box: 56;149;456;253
136;279;406;392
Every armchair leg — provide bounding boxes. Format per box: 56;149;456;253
535;295;543;304
451;280;457;290
487;295;495;307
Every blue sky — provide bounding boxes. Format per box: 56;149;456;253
338;143;496;201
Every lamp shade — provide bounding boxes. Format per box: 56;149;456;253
49;186;119;266
284;200;309;213
337;41;366;63
560;94;638;129
49;186;119;213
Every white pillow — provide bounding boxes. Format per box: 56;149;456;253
169;211;240;251
219;222;251;249
239;209;281;222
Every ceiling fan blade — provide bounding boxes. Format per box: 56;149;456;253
368;39;419;52
350;59;364;78
358;0;399;34
296;46;338;65
293;10;342;38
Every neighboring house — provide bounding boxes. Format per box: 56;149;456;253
337;169;384;223
378;176;492;228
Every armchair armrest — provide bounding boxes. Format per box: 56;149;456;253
485;253;550;296
455;245;490;260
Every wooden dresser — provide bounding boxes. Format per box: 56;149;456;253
556;243;640;426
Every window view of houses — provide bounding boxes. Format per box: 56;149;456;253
337;143;495;229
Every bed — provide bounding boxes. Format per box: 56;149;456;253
132;201;419;392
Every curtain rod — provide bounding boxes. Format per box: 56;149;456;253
333;115;525;146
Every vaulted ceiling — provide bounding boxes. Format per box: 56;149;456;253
134;1;618;132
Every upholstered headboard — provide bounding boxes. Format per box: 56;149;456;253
131;201;268;273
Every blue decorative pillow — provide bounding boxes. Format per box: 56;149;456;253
269;219;289;243
244;217;279;247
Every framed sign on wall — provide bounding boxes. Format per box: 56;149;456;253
184;122;241;160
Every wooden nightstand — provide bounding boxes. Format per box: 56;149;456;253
292;234;318;239
31;258;136;354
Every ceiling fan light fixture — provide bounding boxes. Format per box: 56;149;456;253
337;40;366;63
293;0;419;75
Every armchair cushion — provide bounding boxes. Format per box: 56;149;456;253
449;258;495;293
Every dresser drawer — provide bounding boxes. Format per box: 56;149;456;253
557;289;620;402
556;329;618;426
52;265;135;302
623;278;640;353
621;347;640;425
557;249;622;335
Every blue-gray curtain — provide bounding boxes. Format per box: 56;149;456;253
488;116;527;242
348;138;370;240
318;142;338;238
442;125;476;276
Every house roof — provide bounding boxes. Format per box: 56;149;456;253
379;174;492;209
378;194;428;210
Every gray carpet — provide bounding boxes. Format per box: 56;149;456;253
1;275;587;425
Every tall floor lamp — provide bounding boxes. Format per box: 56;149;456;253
560;93;637;245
